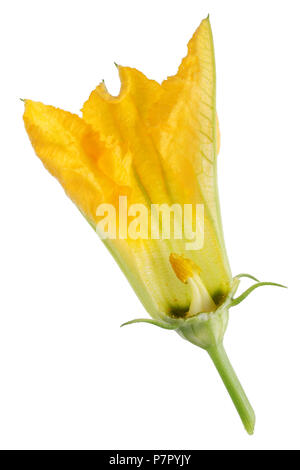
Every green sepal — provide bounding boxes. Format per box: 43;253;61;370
229;281;287;308
120;318;179;330
235;273;260;282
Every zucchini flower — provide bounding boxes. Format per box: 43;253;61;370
23;16;285;434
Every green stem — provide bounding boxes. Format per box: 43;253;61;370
207;342;255;435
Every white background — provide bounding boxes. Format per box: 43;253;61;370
0;0;299;450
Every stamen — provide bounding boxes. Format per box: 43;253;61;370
170;254;215;315
169;253;200;283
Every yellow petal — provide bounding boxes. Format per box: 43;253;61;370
82;75;173;207
216;114;221;155
82;17;231;302
23;17;231;319
148;17;221;233
23;100;190;318
23;100;132;225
